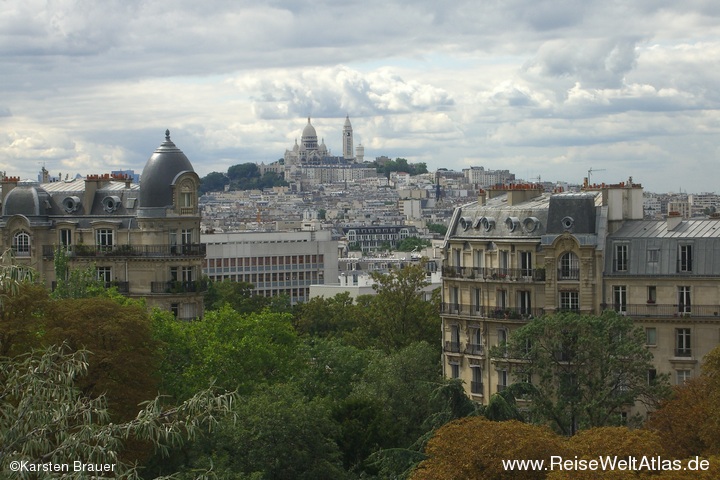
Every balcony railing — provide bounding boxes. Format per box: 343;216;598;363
441;303;544;320
51;280;130;294
609;304;719;318
557;268;580;280
465;343;484;355
444;341;461;353
471;381;484;394
150;280;209;294
43;244;206;259
442;266;546;282
674;348;692;358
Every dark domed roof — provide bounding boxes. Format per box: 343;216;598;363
2;182;50;217
139;130;195;208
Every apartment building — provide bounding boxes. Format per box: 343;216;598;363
442;179;720;409
0;131;206;319
202;230;339;305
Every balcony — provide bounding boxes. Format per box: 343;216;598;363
442;266;546;282
151;280;209;294
465;343;484;356
51;281;129;294
444;341;461;353
43;244;206;259
471;381;484;394
557;268;580;280
441;303;544;320
614;304;720;318
674;348;692;358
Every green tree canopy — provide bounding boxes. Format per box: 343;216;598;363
494;311;671;435
0;345;237;480
153;306;301;400
396;237;431;252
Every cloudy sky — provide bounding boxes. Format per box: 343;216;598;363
2;1;719;193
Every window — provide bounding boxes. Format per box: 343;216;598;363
559;291;579;312
559;252;579;280
496;289;507;310
60;229;72;249
648;286;656;303
181;228;193;245
468;328;483;355
170;267;178;281
170;303;179;318
499;251;509;273
648;369;657;386
181;191;193;208
518;291;532;315
520;251;532;276
678;245;693;272
12;231;31;256
96;267;112;283
497;369;508;391
646;327;657;346
450;286;459;312
497;329;508;350
474;250;484;269
96;229;114;251
450;362;460;379
471;366;483;394
614;244;628;271
676;328;691;357
647;249;659;263
448;325;460;352
678;286;691;314
676;369;691;385
473;288;482;313
613;285;627;313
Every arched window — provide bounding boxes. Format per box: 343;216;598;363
13;231;31;256
558;252;579;280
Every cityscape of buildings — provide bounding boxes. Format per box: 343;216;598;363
3;118;720;418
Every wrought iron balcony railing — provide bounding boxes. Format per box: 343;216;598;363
442;266;546;282
150;280;209;294
43;244;206;259
441;303;544;320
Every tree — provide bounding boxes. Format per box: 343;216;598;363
164;384;349;480
153;306;301;400
411;416;568;480
51;247;107;299
396;237;431;252
363;262;441;352
0;344;237;480
426;223;447;236
203;279;275;313
495;311;670;435
647;345;720;458
199;171;229;194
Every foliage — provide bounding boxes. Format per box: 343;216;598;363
411;416;568;480
426;223;448;236
494;311;670;435
647;345;720;458
364;262;441;352
0;344;237;480
0;283;49;357
396;237;431;252
41;297;161;422
198;171;229;194
0;248;36;307
165;384;349;480
371;158;428;178
153;306;301;400
293;292;364;340
200;163;288;193
51;247;108;299
203;279;286;313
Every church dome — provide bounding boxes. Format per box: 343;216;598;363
139;130;195;208
302;117;317;139
2;181;50;217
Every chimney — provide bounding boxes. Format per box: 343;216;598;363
84;175;102;213
667;211;682;231
477;189;486;206
1;176;19;205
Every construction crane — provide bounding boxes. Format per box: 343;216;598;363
587;167;606;185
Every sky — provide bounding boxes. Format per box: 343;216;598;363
2;1;720;193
